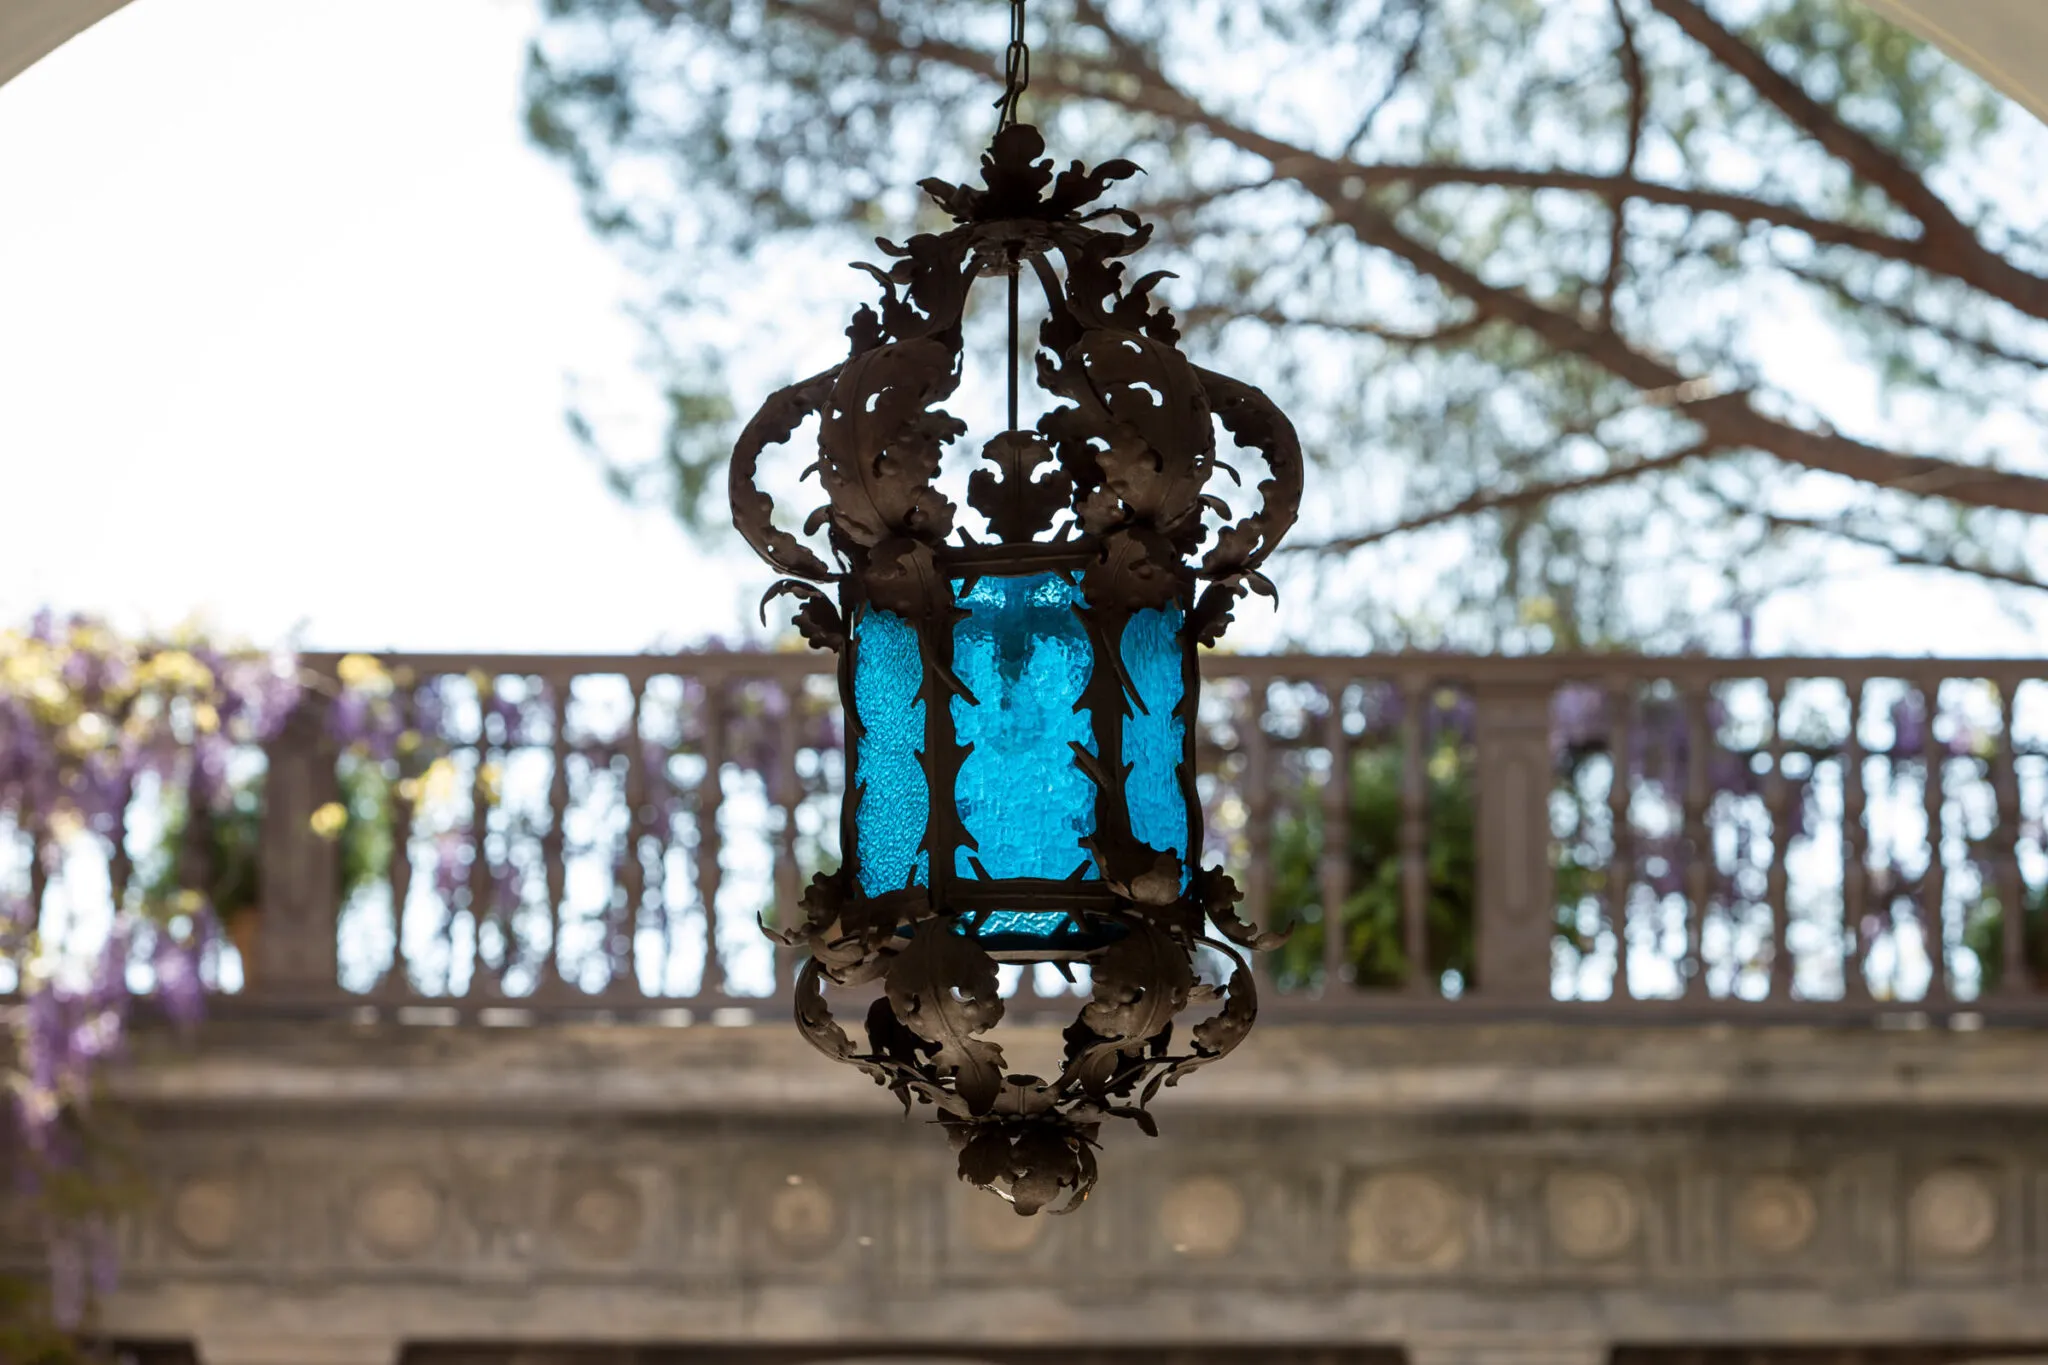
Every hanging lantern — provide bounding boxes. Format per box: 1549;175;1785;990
731;12;1301;1214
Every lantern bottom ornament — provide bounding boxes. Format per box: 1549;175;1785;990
735;120;1301;1214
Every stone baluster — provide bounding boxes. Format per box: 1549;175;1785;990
253;690;341;999
1471;676;1556;1003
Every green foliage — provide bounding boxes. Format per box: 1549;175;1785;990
1263;735;1623;994
332;753;398;908
1265;742;1477;992
138;753;397;933
139;781;262;928
1963;886;2048;992
0;1107;151;1360
0;1277;88;1365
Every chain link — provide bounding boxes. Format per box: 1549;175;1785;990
994;0;1030;132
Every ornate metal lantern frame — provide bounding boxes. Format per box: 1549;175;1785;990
731;29;1301;1214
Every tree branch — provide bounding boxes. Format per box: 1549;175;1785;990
1642;0;2048;320
785;0;2048;519
1290;441;1715;556
1130;180;1273;221
1600;0;1647;332
1177;304;1489;347
1328;165;1929;268
1069;0;1155;83
1775;256;2048;372
1747;508;2048;594
1343;0;1429;157
785;1;2042;310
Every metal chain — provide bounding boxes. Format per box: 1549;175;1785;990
994;0;1030;132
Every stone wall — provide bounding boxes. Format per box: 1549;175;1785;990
23;1019;2048;1365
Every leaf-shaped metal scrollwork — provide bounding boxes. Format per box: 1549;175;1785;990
1189;364;1305;644
1198;363;1303;574
818;340;964;547
945;1112;1100;1216
1066;921;1193;1096
884;927;1007;1116
1081;525;1186;615
1192;866;1290;954
758;580;845;652
968;431;1071;541
730;368;838;582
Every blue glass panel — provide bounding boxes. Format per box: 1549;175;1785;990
951;571;1097;905
852;607;929;895
972;909;1074;940
1121;605;1190;864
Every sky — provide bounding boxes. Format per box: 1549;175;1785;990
0;0;2045;658
0;0;751;654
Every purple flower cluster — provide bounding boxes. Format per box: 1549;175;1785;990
2;612;301;1327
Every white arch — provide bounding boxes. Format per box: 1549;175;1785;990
1862;0;2048;127
0;0;139;88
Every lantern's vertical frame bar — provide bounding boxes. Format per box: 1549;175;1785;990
1073;587;1138;996
1179;596;1204;928
1992;672;2033;995
921;598;965;931
838;603;869;905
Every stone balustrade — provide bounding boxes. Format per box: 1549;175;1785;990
12;648;2048;1364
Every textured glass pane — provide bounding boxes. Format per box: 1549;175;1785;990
852;607;930;895
951;571;1096;897
970;909;1078;940
1121;604;1190;862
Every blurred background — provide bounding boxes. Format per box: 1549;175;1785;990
6;0;2048;657
5;1;2048;1362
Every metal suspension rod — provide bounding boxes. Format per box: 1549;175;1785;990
999;0;1028;431
1008;268;1021;431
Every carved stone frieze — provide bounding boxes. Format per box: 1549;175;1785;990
26;1019;2048;1358
1731;1175;1817;1258
955;1184;1045;1255
1545;1171;1639;1262
353;1168;444;1261
764;1173;844;1261
1158;1175;1246;1258
1909;1167;2001;1261
1348;1171;1468;1272
554;1169;645;1263
168;1175;242;1258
